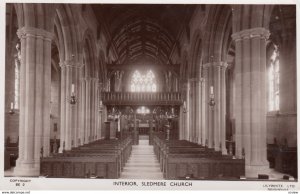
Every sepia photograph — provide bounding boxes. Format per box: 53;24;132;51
0;0;299;191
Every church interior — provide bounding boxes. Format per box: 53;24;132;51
4;3;297;180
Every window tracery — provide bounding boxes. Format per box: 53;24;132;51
130;70;157;92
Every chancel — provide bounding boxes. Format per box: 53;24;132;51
4;3;297;180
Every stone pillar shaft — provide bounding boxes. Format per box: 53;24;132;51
232;27;270;171
186;82;191;141
200;78;206;146
59;61;80;150
15;27;53;176
79;78;86;145
85;78;91;143
203;62;227;152
196;79;201;144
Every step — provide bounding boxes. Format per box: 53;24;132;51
127;158;159;161
125;163;160;168
129;156;156;159
121;172;164;180
123;168;161;173
126;161;159;164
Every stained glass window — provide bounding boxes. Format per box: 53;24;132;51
130;70;157;92
268;47;280;111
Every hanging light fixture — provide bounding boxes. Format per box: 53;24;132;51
70;84;76;105
208;86;215;106
99;100;103;112
9;102;14;115
183;101;187;113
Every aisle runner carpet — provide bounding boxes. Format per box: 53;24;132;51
120;136;163;179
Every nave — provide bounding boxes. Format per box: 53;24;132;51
4;3;297;181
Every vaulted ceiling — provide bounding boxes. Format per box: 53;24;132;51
92;4;195;66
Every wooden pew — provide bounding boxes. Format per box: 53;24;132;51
41;135;133;178
165;157;245;179
41;155;119;178
275;147;297;178
4;144;18;170
152;133;245;180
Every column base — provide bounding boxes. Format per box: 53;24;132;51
214;146;221;152
245;163;270;178
222;148;227;155
58;148;64;153
14;159;40;177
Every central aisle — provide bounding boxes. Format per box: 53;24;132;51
120;136;164;179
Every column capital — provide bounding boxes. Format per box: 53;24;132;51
59;60;83;68
202;61;228;69
232;27;270;41
17;27;54;41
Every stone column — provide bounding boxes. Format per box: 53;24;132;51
203;64;213;148
74;66;80;148
188;78;197;143
220;64;227;154
85;78;91;143
200;78;206;146
59;60;79;151
90;78;98;141
96;83;102;140
79;77;86;145
179;105;185;140
195;78;201;144
186;82;191;141
133;113;138;144
14;27;53;176
203;62;227;151
232;27;270;174
179;83;188;140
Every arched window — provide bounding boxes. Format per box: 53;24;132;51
268;46;280;111
130;70;157;92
